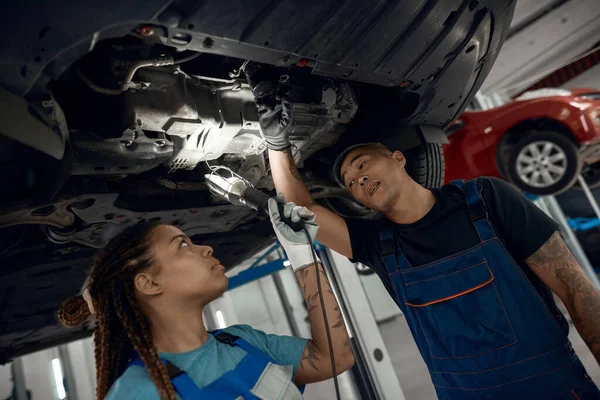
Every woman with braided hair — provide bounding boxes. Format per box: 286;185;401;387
56;196;355;400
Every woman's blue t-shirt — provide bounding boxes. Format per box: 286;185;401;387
106;324;309;399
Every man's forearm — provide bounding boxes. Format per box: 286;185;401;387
526;232;600;364
556;263;600;364
569;281;600;364
269;149;314;207
295;263;353;372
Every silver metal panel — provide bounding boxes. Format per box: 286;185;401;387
326;249;406;400
11;359;27;400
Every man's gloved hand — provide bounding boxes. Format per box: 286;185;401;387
245;62;293;151
268;194;320;270
257;87;293;151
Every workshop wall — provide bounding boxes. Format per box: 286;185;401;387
225;275;293;336
0;363;11;398
2;346;64;400
66;337;95;400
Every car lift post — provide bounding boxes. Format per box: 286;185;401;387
535;194;600;290
319;247;406;400
10;358;27;400
577;175;600;220
58;345;78;400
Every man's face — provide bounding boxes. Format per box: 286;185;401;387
339;145;407;211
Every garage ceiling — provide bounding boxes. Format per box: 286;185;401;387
480;0;600;97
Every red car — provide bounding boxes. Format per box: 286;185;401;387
443;88;600;195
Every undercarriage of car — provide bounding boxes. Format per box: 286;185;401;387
0;0;516;362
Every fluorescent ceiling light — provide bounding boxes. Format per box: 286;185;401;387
52;358;66;400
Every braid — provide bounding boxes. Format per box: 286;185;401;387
57;295;90;326
56;221;177;400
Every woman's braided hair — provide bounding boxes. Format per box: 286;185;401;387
56;221;177;400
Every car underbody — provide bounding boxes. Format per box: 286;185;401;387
0;0;516;362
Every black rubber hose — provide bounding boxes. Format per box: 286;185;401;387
303;227;341;400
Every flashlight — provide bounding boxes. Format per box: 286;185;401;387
205;167;304;231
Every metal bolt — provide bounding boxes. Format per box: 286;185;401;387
139;25;154;37
121;140;133;147
343;71;353;78
281;56;290;64
203;37;214;49
156;140;166;146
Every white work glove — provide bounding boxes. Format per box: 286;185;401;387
268;194;320;270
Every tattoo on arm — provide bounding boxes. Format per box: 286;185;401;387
296;264;350;371
526;231;600;363
300;340;322;371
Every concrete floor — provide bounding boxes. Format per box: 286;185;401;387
379;301;600;400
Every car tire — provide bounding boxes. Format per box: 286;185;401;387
404;142;445;188
506;130;581;196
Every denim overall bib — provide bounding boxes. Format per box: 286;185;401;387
378;179;600;399
127;330;303;399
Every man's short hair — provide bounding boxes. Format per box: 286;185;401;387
333;142;389;187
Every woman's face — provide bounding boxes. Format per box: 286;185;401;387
144;225;228;304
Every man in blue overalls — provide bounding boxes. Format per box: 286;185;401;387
258;88;600;398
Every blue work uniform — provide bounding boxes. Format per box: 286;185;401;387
106;324;307;399
376;179;600;399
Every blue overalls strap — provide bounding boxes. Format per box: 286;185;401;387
211;330;275;390
450;179;496;241
127;355;201;399
379;228;412;272
126;331;277;399
378;229;397;274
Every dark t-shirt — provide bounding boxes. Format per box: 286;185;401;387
345;177;561;316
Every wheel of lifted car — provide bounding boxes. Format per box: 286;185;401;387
403;142;445;189
506;130;582;196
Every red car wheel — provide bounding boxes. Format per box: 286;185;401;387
506;130;581;196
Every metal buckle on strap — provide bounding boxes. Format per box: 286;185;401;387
470;204;487;222
214;331;239;346
165;360;184;379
